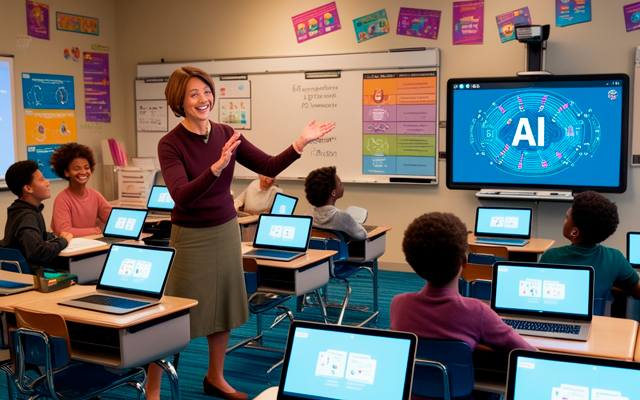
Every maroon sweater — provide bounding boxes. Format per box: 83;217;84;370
158;122;300;228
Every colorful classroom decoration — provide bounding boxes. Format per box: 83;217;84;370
397;7;441;40
624;2;640;32
453;0;484;45
56;12;99;35
26;1;50;40
496;7;531;43
292;2;341;44
83;52;111;122
218;81;251;130
556;0;591;27
353;9;390;43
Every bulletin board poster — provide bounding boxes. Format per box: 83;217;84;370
624;2;640;32
292;2;341;43
362;72;437;177
218;80;251;130
27;144;61;180
26;1;50;40
83;52;111;122
56;12;99;35
453;0;484;45
556;0;591;27
353;9;390;43
22;72;75;110
496;7;531;43
397;7;441;40
24;110;76;146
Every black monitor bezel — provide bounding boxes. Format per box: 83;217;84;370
269;192;298;215
146;185;174;212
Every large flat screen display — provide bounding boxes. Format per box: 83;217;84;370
446;74;629;192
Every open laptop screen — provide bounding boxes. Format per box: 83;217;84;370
491;262;593;319
626;232;640;268
103;208;148;239
507;350;640;400
97;244;175;298
270;193;298;215
279;321;417;400
475;207;532;239
253;215;312;252
147;186;174;212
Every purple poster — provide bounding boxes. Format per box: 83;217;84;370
83;52;111;122
397;7;441;40
556;0;591;27
453;1;484;45
26;1;49;40
624;1;640;32
292;2;341;44
496;7;531;43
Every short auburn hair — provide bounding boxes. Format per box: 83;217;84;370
165;66;215;118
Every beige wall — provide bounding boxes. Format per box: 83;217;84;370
2;0;640;270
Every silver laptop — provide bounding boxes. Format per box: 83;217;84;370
270;192;298;215
243;214;313;261
626;231;640;271
97;207;149;244
278;321;417;400
474;207;532;246
491;261;594;341
0;278;34;296
59;243;175;315
506;349;640;400
146;185;174;216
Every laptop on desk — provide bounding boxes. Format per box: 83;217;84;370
270;193;298;215
491;261;594;341
59;243;175;315
96;207;149;244
626;231;640;270
506;349;640;400
243;214;313;262
146;185;174;216
278;320;417;400
474;207;533;247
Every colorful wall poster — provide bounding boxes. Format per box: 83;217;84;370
353;9;390;43
624;2;640;31
22;72;75;110
24;110;76;146
26;1;49;40
218;80;251;130
397;7;441;40
27;144;61;180
83;52;111;122
362;72;437;176
292;2;341;44
496;7;531;43
556;0;591;27
453;1;484;45
56;12;98;35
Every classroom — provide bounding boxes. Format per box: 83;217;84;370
2;0;640;399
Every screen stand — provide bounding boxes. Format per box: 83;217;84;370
476;189;574;201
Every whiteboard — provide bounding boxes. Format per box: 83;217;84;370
136;49;440;184
0;54;18;189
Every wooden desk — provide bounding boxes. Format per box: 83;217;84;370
468;233;554;262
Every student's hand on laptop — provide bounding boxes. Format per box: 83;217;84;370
59;232;73;245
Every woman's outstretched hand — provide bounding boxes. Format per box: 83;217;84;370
211;131;241;175
295;119;336;151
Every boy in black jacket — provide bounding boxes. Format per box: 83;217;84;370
0;160;72;272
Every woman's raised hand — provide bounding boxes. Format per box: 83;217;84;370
212;131;241;175
295;119;336;151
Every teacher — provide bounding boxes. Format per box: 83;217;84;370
146;66;335;400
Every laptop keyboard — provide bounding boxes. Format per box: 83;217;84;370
247;249;300;259
475;237;528;246
74;294;150;309
503;319;581;335
0;280;32;289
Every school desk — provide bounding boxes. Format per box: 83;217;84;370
467;233;554;262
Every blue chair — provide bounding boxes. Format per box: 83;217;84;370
468;279;492;301
309;228;378;326
0;247;31;274
593;291;614;316
413;339;475;400
1;307;146;400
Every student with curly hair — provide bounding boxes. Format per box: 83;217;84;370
540;191;640;301
49;142;112;237
304;166;366;240
390;212;535;360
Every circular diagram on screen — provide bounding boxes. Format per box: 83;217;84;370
469;89;601;177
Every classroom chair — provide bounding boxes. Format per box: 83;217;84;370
463;244;508;282
468;279;492;301
309;228;378;326
0;248;31;274
413;339;475;400
1;307;146;400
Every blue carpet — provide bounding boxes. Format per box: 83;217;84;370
2;270;425;399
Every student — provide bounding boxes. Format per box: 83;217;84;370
49;142;112;237
540;191;640;301
304;166;367;240
0;160;72;272
390;212;535;358
233;174;282;215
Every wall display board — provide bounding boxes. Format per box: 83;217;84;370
135;48;440;184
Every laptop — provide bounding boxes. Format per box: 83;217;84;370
59;243;175;315
278;321;417;400
0;278;34;296
97;207;149;244
626;232;640;270
506;349;640;400
270;192;298;215
243;214;313;262
146;185;174;216
491;261;594;341
474;207;533;246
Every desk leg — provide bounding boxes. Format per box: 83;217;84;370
508;252;539;262
154;359;181;400
373;259;379;315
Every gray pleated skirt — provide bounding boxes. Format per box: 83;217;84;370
166;218;249;338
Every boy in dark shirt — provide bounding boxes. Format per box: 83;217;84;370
0;160;72;272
